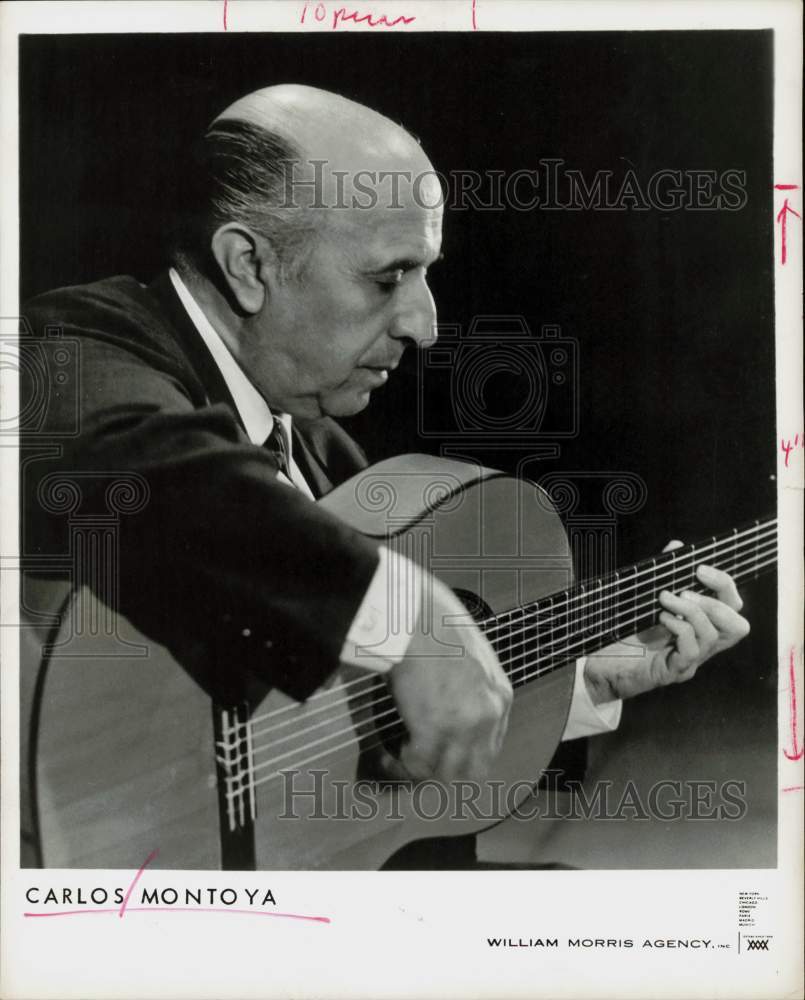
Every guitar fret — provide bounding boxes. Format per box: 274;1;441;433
754;520;760;579
484;515;776;690
505;608;516;680
577;581;586;648
612;571;620;643
733;527;739;577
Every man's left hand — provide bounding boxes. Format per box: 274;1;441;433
583;540;751;705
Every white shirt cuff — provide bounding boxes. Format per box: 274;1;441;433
339;546;422;673
560;658;623;740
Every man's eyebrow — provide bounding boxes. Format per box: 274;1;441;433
366;252;444;273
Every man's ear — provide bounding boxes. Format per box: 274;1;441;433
210;223;276;314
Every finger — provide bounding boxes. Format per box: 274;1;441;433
695;563;743;611
653;644;699;684
493;694;512;755
678;589;751;639
659;590;719;649
636;623;674;649
378;750;418;783
663;539;685;553
437;741;475;783
659;611;700;665
399;740;441;781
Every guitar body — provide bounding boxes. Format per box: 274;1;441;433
22;455;576;869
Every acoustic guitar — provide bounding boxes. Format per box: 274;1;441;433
20;455;776;870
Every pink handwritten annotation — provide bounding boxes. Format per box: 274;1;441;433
300;2;416;29
780;434;804;468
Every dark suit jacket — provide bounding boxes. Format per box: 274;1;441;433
21;272;380;701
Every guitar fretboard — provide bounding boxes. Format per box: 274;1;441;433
481;517;777;689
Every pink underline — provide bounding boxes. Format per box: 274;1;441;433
782;785;804;793
24;907;330;923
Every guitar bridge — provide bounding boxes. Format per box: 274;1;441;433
214;702;256;832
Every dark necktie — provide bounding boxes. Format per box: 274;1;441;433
263;419;291;479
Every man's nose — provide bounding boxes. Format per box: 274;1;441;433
389;273;438;349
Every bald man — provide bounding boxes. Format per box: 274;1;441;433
22;85;749;868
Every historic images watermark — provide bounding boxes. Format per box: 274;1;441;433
278;770;748;823
274;159;748;212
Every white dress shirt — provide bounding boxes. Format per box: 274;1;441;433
169;268;621;740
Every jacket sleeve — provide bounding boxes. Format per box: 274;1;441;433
21;310;381;703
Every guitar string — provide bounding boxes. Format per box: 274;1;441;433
230;551;777;808
480;528;776;674
479;520;775;641
234;553;780;807
235;551;778;801
503;545;778;682
242;541;777;769
241;532;776;758
244;518;775;733
238;543;776;780
243;519;776;735
245;539;772;752
243;526;775;748
496;529;777;681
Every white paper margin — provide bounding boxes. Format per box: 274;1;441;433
1;2;802;998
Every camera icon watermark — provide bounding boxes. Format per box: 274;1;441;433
1;318;81;439
417;317;578;442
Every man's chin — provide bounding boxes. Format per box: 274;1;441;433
320;388;373;418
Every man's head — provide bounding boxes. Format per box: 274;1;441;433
175;84;443;418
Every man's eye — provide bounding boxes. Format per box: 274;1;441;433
375;270;404;290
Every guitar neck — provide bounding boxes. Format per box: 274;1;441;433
482;517;777;689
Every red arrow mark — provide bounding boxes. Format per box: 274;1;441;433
776;198;801;265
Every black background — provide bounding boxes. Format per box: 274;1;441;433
20;30;776;555
20;31;777;779
20;31;776;624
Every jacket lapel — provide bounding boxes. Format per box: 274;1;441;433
147;271;246;434
291;427;335;498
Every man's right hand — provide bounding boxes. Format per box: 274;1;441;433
385;577;512;783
